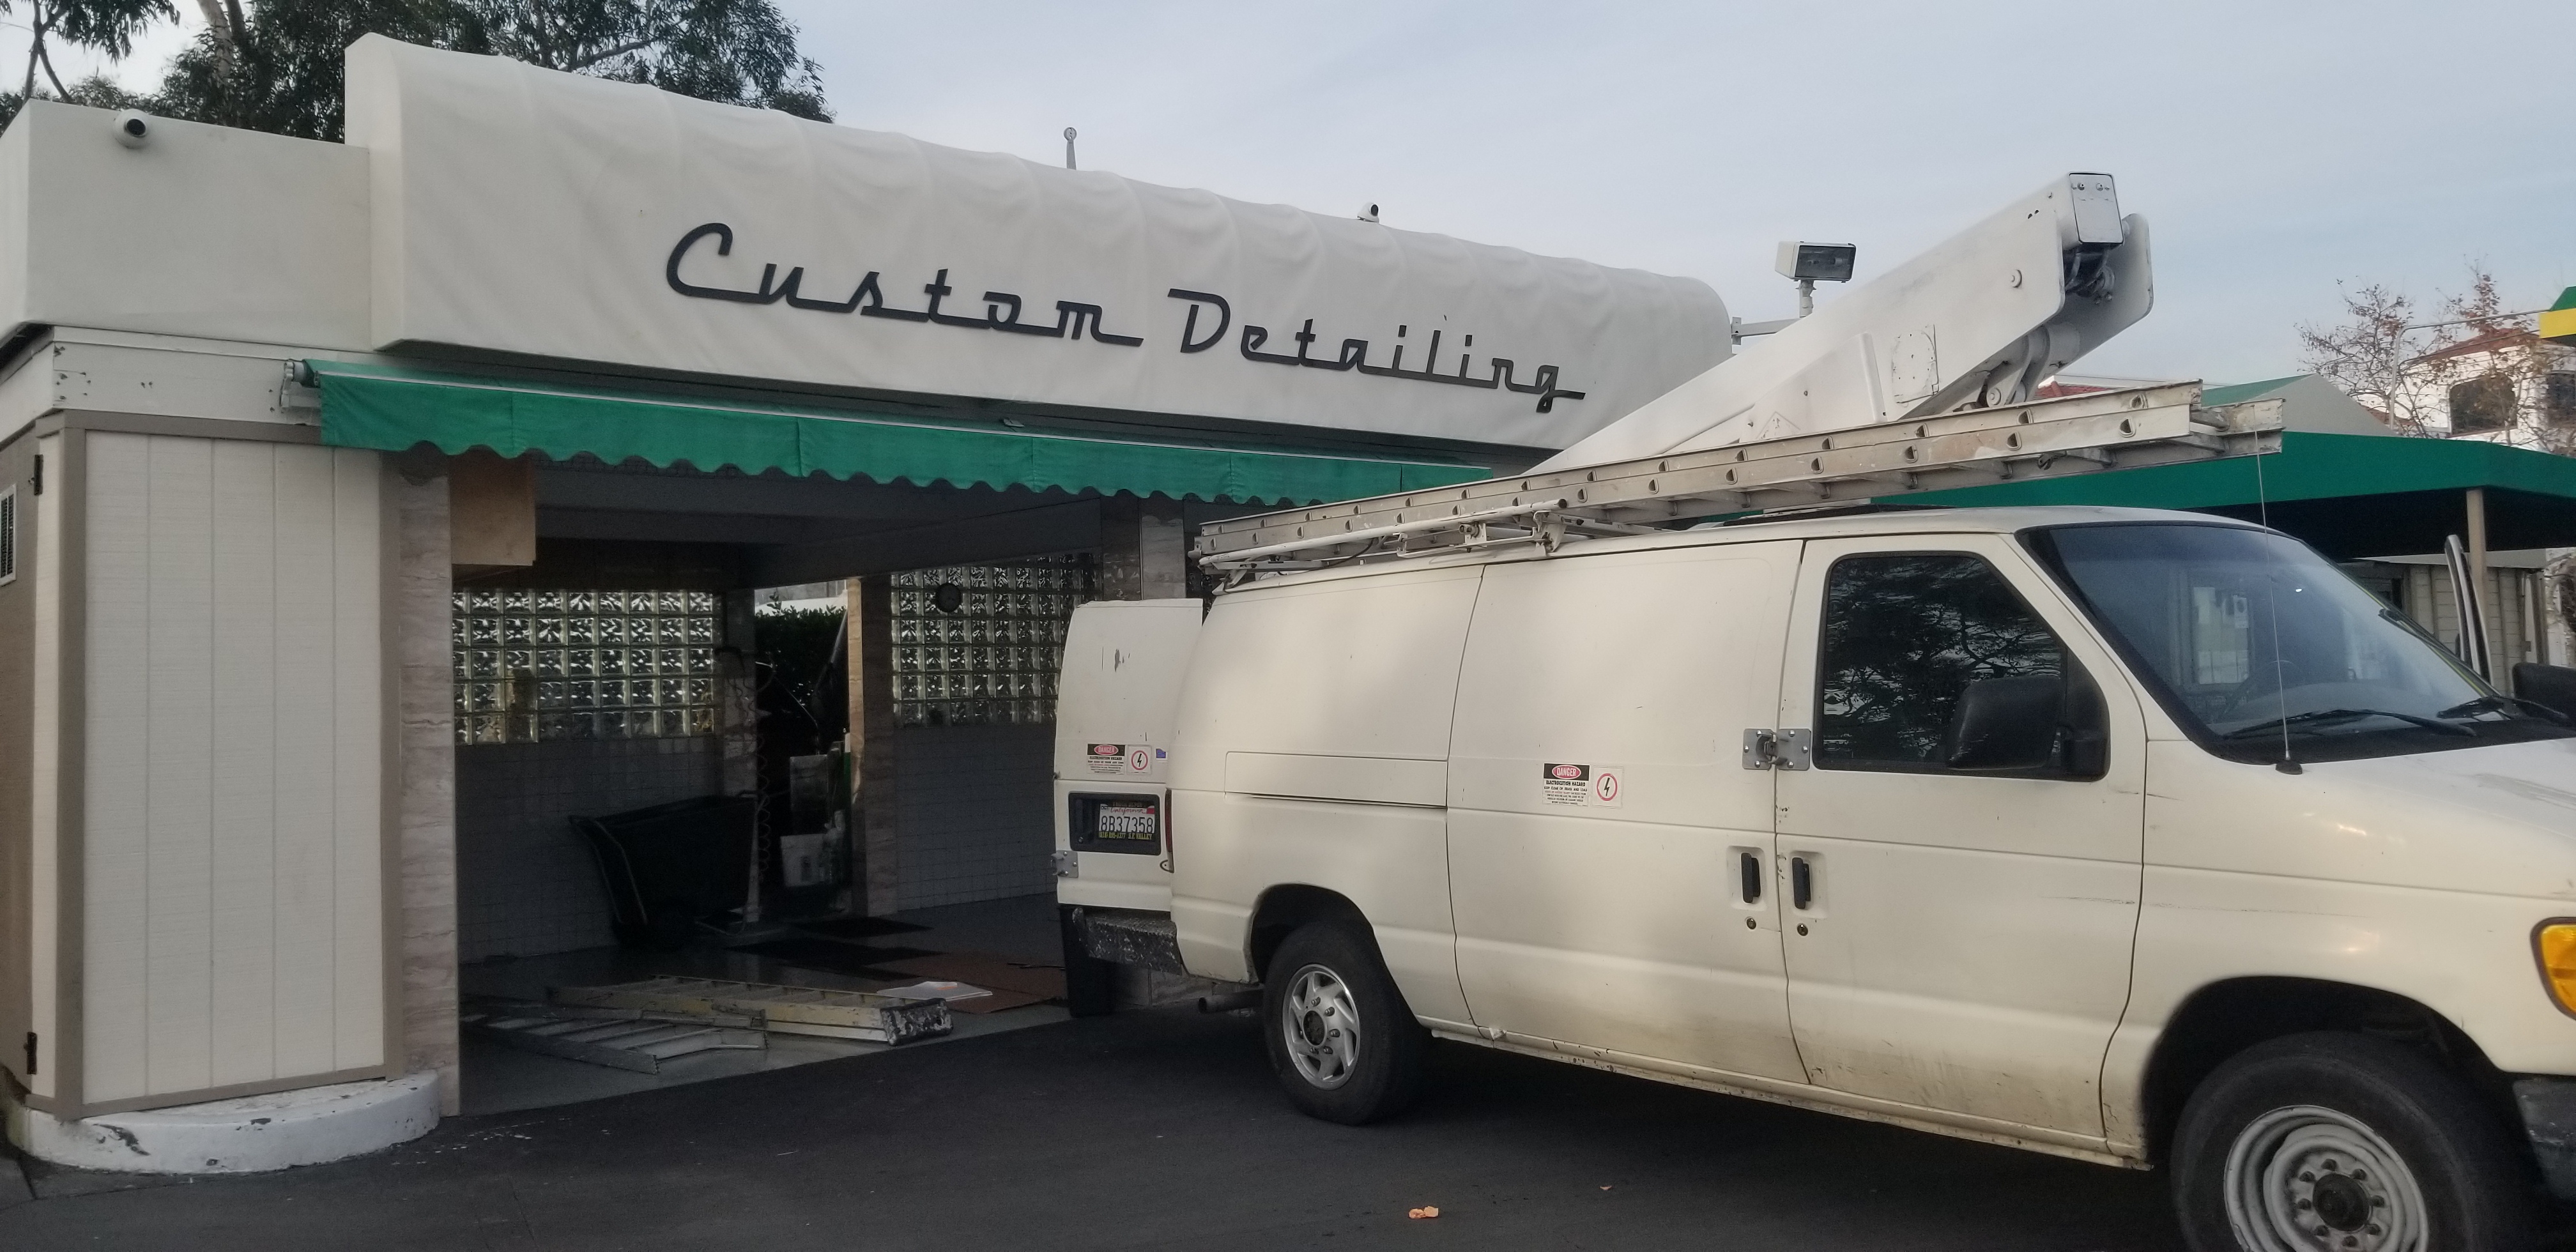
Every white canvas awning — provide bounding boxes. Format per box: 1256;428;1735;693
346;36;1730;450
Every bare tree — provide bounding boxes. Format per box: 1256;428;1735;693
2297;264;2570;449
2304;266;2576;648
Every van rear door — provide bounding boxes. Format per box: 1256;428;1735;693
1053;600;1203;912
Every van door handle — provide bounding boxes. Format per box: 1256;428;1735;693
1739;852;1762;904
1790;857;1813;910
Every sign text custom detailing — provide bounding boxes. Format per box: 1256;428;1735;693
665;223;1586;415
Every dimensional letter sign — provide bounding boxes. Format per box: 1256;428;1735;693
349;38;1731;450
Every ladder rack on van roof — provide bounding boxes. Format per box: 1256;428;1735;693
1195;381;2285;581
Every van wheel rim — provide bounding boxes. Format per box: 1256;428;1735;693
1281;964;1361;1090
2223;1104;2426;1252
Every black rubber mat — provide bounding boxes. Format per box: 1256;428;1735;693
790;916;930;939
732;937;938;976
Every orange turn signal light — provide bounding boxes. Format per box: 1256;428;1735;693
2538;923;2576;1016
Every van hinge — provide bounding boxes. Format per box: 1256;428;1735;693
1050;850;1078;879
23;1030;34;1075
1740;728;1814;771
31;453;41;496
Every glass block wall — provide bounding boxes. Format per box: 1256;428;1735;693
453;588;723;745
893;555;1094;727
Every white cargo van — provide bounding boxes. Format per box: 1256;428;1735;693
1055;505;2576;1250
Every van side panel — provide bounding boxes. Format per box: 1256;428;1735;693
1445;543;1807;1081
1169;566;1480;1019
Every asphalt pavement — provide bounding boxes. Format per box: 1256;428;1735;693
1;1007;2188;1250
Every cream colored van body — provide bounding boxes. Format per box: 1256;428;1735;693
1141;506;2576;1169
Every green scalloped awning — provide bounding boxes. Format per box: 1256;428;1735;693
307;359;1489;505
1899;431;2576;556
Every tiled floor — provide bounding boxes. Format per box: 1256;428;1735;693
455;892;1067;1116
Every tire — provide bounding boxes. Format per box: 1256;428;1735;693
2171;1031;2536;1252
1261;920;1428;1125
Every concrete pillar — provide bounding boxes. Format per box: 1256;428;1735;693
845;576;900;915
392;467;459;1117
717;589;758;798
716;588;762;922
1099;494;1186;600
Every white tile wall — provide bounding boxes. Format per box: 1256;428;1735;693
894;724;1054;910
455;737;722;961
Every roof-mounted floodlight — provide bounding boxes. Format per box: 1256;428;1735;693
1775;241;1856;283
1776;241;1855;319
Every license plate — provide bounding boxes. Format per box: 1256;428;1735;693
1093;802;1158;841
1070;793;1162;854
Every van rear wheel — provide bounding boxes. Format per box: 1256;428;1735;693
2171;1032;2534;1252
1261;920;1427;1125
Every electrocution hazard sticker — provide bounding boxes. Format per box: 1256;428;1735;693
1540;763;1623;808
1085;744;1164;776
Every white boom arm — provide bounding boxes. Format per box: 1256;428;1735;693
1535;173;2150;472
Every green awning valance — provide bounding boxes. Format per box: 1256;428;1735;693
1908;432;2576;510
307;359;1488;505
1900;431;2576;556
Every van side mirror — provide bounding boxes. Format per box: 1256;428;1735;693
2515;662;2576;722
1945;673;2112;776
1945;676;2064;772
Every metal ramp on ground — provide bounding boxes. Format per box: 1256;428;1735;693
549;976;953;1045
461;1002;768;1073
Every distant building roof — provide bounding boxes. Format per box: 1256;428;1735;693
2414;325;2534;363
2202;374;2389;435
2201;375;2307;406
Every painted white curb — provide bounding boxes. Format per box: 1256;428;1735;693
5;1073;439;1174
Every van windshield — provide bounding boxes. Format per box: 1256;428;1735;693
2027;523;2574;763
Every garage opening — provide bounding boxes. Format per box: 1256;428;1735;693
431;456;1260;1112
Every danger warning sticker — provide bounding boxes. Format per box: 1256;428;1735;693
1540;763;1623;808
1085;744;1165;776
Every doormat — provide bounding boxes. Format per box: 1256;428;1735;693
792;916;930;940
734;938;938;978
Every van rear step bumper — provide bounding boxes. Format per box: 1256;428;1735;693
2515;1076;2576;1202
1067;906;1190;974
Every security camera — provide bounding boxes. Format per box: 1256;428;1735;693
112;111;149;149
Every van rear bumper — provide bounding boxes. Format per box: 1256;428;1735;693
1067;905;1190;974
2514;1077;2576;1202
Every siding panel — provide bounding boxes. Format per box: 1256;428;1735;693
142;436;214;1096
208;441;278;1086
73;434;386;1107
80;432;151;1101
27;433;60;1097
268;444;340;1078
328;450;383;1069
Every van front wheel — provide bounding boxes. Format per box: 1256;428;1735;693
1261;920;1427;1125
2171;1032;2534;1252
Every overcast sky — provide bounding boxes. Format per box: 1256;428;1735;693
23;1;2571;386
